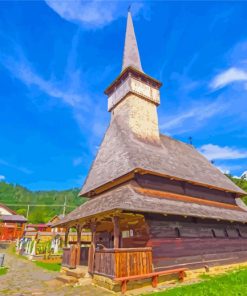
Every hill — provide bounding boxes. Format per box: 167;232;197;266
0;181;86;223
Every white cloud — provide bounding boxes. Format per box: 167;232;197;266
0;34;109;152
45;0;145;28
73;157;83;166
2;56;87;109
0;50;95;133
160;100;226;135
215;165;230;175
198;144;247;161
0;159;32;174
0;175;5;181
210;67;247;90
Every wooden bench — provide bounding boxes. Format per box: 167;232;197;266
114;268;187;294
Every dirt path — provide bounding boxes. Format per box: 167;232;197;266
0;248;113;296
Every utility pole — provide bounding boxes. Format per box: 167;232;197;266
63;196;67;217
26;204;30;220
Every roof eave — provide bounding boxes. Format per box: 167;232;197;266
104;66;162;96
79;168;246;198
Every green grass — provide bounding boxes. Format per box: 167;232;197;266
34;261;61;272
0;267;8;276
146;268;247;296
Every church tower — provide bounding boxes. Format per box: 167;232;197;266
79;10;243;198
55;10;247;279
105;11;162;143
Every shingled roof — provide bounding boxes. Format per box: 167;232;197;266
122;10;143;72
0;214;27;222
55;182;247;227
80;116;245;196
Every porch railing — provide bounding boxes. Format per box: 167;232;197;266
94;247;153;278
62;246;90;268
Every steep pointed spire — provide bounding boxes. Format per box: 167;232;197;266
122;10;143;72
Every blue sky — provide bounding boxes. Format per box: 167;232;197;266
0;1;247;190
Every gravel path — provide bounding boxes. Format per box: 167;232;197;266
0;248;113;296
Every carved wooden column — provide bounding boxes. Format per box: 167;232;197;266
112;216;120;249
76;224;82;266
88;222;97;274
64;227;69;248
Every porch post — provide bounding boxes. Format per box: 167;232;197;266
88;222;96;274
76;224;82;266
112;216;120;249
64;227;69;248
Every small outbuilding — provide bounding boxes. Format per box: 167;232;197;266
0;203;27;241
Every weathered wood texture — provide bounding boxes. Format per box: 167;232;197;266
88;223;97;274
113;216;120;248
80;247;89;265
62;245;78;269
136;174;237;205
146;214;247;270
94;248;152;278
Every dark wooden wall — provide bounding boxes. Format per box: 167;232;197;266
135;174;236;205
145;214;247;270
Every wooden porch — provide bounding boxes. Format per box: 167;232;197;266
61;211;153;279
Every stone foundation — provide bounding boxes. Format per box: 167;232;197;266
93;261;247;292
92;273;179;292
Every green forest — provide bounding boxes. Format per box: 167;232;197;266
0;175;246;224
0;181;86;223
227;174;247;203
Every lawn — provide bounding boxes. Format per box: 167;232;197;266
0;267;8;276
34;261;61;272
147;268;247;296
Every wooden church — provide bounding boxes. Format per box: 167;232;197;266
55;11;247;290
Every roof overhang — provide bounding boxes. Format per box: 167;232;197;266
79;168;246;198
55;183;247;228
104;66;162;97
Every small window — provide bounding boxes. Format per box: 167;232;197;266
237;228;242;238
175;227;180;238
122;230;130;238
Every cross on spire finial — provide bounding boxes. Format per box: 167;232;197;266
122;9;143;72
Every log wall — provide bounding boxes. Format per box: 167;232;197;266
145;214;247;270
136;174;236;205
